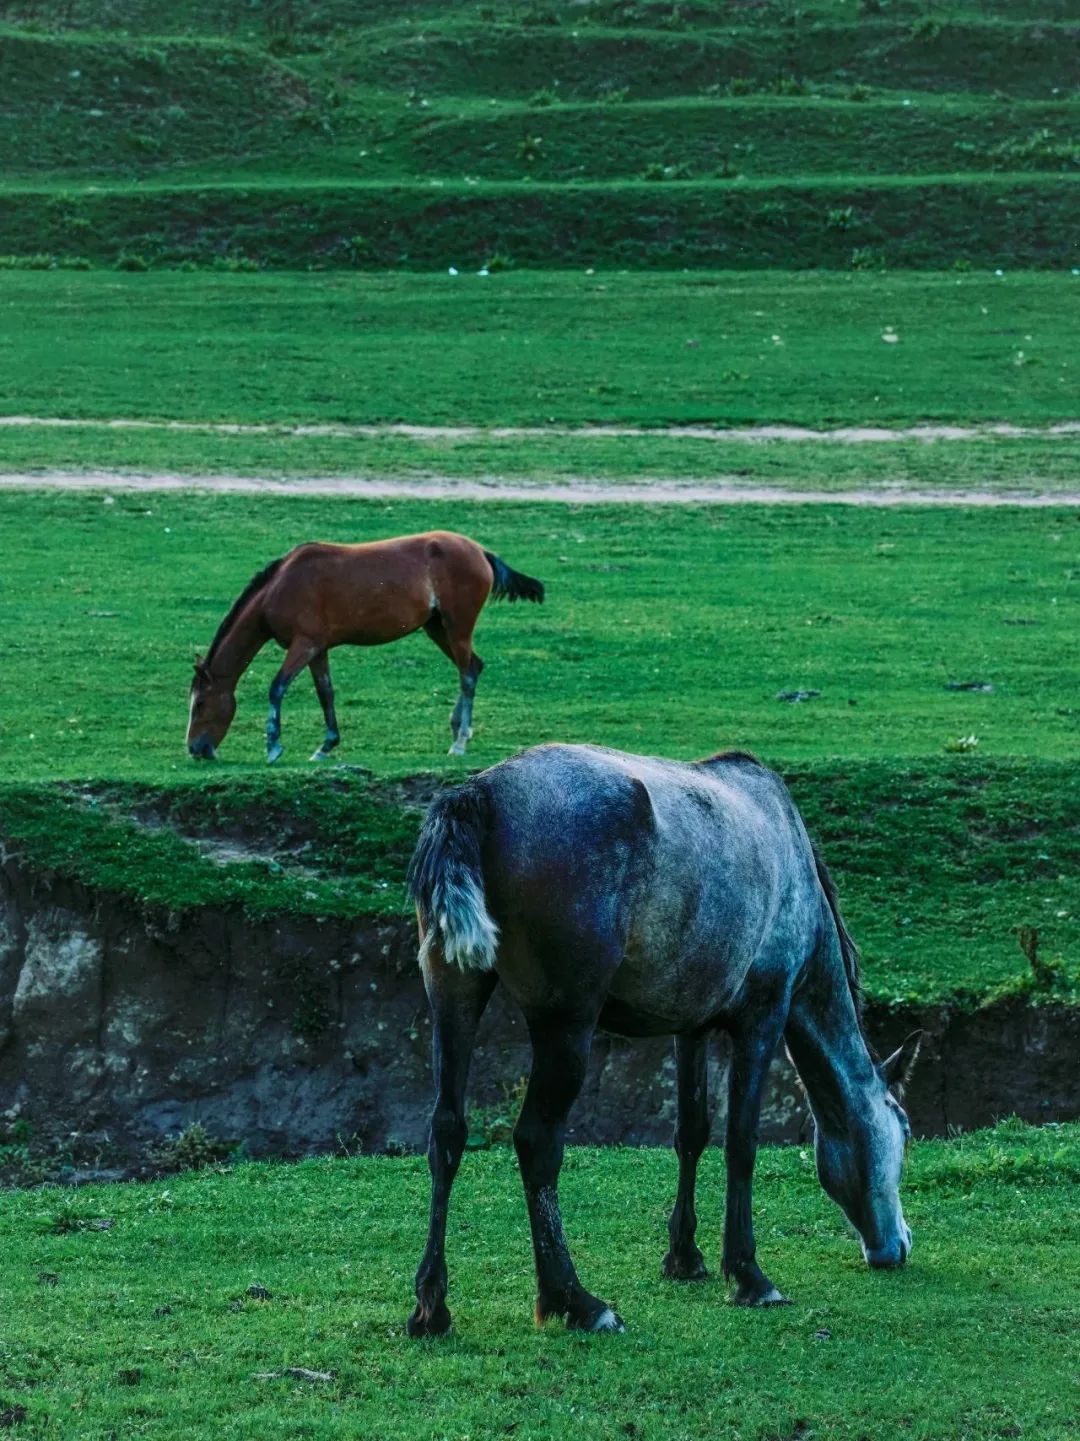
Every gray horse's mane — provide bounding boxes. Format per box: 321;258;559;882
697;748;864;1032
811;841;863;1029
206;555;285;665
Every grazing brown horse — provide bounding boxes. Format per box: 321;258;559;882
186;531;544;763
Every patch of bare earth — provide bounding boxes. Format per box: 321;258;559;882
0;471;1078;506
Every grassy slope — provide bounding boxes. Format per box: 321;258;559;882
0;1122;1077;1439
1;271;1077;429
1;3;1078;268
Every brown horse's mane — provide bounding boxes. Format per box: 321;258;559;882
206;556;285;666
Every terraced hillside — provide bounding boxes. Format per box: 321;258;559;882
0;0;1077;266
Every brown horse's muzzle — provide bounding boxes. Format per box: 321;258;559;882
188;737;217;760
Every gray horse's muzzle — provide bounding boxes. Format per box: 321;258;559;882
864;1224;912;1269
188;738;217;760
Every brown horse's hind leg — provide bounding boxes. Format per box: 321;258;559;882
266;637;317;764
424;614;484;757
662;1031;711;1281
309;652;340;761
409;956;496;1339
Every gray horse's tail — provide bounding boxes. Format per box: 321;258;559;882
484;551;545;604
811;841;863;1025
408;785;499;971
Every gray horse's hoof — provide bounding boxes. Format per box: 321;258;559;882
733;1285;791;1307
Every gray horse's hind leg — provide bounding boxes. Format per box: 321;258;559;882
515;1013;623;1333
408;958;496;1338
309;652;341;761
723;1011;792;1307
662;1031;711;1281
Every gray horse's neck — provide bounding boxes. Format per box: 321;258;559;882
784;951;882;1138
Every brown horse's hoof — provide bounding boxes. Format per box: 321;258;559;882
267;742;284;765
407;1299;452;1338
662;1249;709;1282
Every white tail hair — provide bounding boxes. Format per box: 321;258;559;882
409;786;499;972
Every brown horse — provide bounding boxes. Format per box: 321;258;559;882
186;531;544;764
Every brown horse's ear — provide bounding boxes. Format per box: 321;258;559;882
882;1031;923;1094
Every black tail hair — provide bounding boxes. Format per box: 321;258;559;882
484;551;545;604
407;784;499;971
812;841;863;1028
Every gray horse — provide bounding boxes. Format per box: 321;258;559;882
407;743;921;1336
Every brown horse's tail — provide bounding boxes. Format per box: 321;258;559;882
812;841;863;1028
484;551;545;604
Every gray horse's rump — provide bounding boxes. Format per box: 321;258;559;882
422;743;826;1035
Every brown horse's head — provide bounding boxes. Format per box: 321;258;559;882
186;658;236;759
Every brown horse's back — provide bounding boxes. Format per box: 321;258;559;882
261;532;492;648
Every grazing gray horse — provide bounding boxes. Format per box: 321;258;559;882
407;743;921;1337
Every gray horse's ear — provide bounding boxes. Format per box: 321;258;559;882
882;1030;923;1093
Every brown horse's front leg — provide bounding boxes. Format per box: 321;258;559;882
266;639;316;764
309;652;340;761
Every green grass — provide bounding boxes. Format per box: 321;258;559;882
1;492;1077;778
1;1122;1077;1438
4;172;1078;270
1;3;1078;268
2;271;1078;428
0;490;1077;1002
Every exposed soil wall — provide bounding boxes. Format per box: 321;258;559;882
1;847;1077;1167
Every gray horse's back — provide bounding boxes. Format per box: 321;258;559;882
412;743;825;1034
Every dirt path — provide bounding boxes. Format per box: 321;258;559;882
2;470;1078;506
2;415;1080;443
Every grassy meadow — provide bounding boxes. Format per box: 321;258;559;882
0;1122;1077;1439
0;491;1077;1004
0;1;1078;1432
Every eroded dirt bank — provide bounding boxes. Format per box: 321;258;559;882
1;849;1076;1167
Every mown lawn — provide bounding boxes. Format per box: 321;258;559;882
0;1122;1076;1439
0;491;1075;779
1;271;1077;430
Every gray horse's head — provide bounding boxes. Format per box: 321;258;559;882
813;1031;922;1269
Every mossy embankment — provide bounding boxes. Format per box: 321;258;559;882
2;760;1076;1007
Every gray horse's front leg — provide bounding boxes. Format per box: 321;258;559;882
309;652;341;761
663;1031;711;1281
723;1015;791;1307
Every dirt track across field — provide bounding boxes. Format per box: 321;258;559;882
1;470;1078;506
3;415;1080;443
